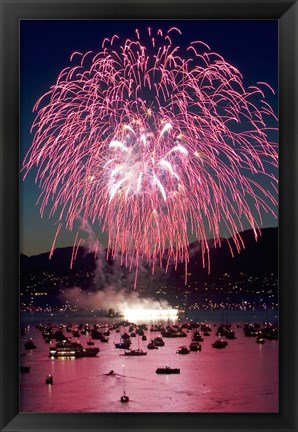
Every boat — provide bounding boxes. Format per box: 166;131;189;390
49;341;99;358
192;332;204;342
120;392;129;402
124;349;147;356
72;330;80;337
114;340;131;349
189;342;202;351
216;325;228;336
201;324;211;333
91;329;102;340
147;341;158;350
212;339;228;349
20;364;31;373
24;339;36;350
142;335;147;341
153;337;165;346
225;330;236;340
82;347;100;357
256;337;265;344
120;365;129;402
161;328;187;338
121;332;130;340
156;366;180;374
87;341;95;346
45;374;53;384
176;346;190;355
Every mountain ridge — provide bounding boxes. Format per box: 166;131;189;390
20;227;278;280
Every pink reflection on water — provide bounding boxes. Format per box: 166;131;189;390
20;321;278;413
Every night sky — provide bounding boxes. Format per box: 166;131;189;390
20;20;278;257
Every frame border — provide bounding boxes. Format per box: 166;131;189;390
1;1;297;431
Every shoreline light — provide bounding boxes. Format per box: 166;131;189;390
123;308;178;322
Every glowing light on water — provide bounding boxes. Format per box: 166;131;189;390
123;308;178;322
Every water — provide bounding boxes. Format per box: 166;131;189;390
20;312;278;413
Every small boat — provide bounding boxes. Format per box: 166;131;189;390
114;341;131;349
107;370;116;376
121;333;130;340
142;335;147;341
176;346;190;355
20;364;31;373
212;339;228;349
91;329;102;339
72;330;80;337
45;374;53;384
24;339;36;350
153;337;165;346
124;349;147;356
192;332;204;342
156;366;180;374
87;341;95;346
189;342;202;351
147;341;158;350
120;365;129;402
256;337;265;344
120;392;129;403
225;330;236;340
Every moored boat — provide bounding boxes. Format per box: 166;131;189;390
124;349;147;356
212;339;228;349
49;341;99;358
114;340;131;349
24;339;36;350
147;341;158;349
20;364;31;373
45;374;53;384
176;346;190;355
189;342;202;351
153;337;165;346
156;366;180;374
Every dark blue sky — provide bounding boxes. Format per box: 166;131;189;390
20;20;278;257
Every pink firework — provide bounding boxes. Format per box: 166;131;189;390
22;27;278;286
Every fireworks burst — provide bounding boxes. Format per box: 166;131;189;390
22;27;278;287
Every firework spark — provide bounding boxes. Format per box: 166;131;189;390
22;27;278;287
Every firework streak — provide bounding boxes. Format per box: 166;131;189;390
22;27;278;287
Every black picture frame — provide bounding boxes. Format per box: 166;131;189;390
0;0;297;431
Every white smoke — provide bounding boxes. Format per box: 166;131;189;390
60;286;171;312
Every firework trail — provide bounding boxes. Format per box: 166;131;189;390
22;27;278;287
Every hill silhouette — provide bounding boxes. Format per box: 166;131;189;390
20;228;277;283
